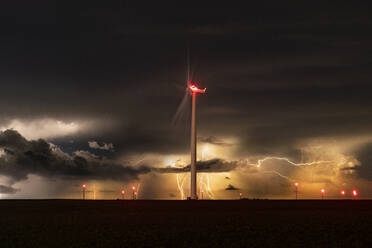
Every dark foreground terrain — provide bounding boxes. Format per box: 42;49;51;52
0;200;371;247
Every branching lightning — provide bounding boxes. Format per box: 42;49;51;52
176;173;187;199
251;157;332;168
199;174;214;199
206;174;214;198
248;157;334;183
176;173;214;199
261;170;293;181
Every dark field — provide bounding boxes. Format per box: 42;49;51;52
0;200;371;247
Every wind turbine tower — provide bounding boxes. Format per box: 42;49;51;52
188;83;206;200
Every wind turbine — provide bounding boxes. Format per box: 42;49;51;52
188;82;206;199
172;55;206;200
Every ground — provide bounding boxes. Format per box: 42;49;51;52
0;200;371;247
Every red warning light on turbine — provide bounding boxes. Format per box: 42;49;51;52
189;83;206;94
340;190;345;196
352;190;358;197
82;184;86;188
132;186;135;190
121;190;125;195
321;188;325;193
294;182;299;187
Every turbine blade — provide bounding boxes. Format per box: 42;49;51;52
187;46;190;83
171;91;189;126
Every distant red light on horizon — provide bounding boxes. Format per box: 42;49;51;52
340;190;345;195
352;190;358;196
82;184;86;188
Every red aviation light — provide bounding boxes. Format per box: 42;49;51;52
352;190;358;197
340;190;345;196
132;186;136;190
189;83;206;94
294;182;299;187
321;188;325;193
82;184;86;189
121;190;125;195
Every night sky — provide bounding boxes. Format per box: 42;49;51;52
1;1;372;199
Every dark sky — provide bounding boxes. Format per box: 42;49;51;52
0;1;372;198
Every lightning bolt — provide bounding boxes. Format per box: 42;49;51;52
177;173;214;199
174;157;334;199
198;174;214;199
248;157;333;183
261;170;293;181
199;174;204;198
200;174;214;199
176;173;187;199
251;157;331;168
206;174;213;198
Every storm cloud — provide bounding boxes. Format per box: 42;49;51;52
225;184;239;191
0;185;18;194
0;1;371;158
199;136;232;147
155;159;238;173
88;141;114;151
0;130;151;182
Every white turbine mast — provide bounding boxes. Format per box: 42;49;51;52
188;82;206;200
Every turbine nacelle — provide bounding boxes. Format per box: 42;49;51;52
189;82;206;94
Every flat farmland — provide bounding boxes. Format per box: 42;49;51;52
0;200;371;247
